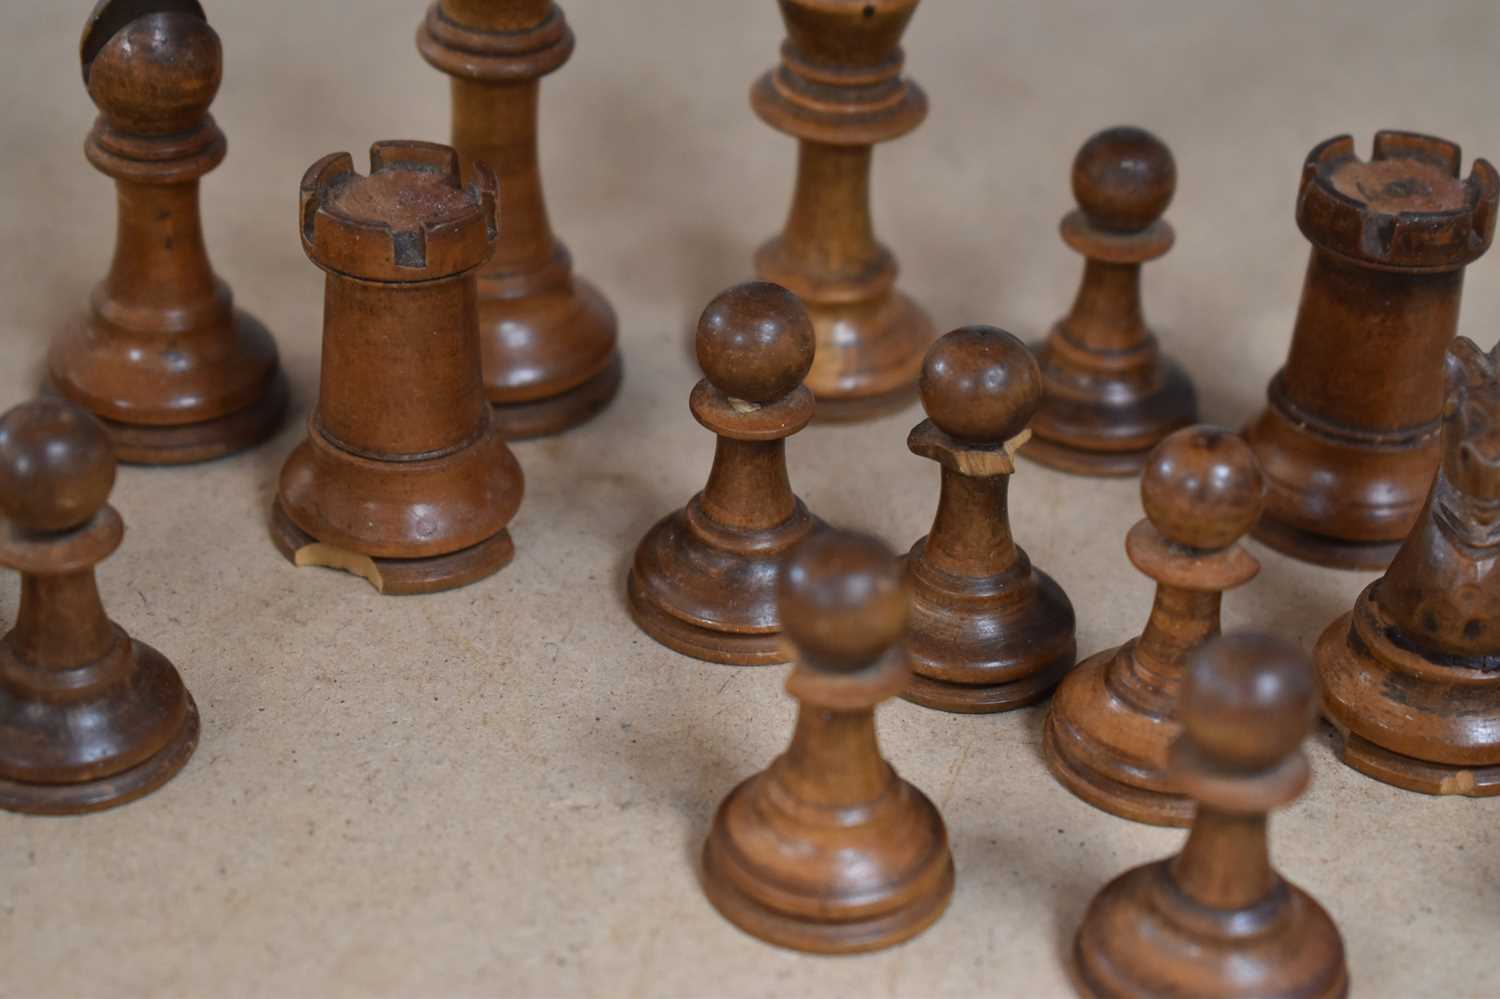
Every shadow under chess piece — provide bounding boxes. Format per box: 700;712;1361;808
1026;127;1197;476
628;282;824;665
1045;426;1263;826
51;0;287;464
0;399;198;814
701;530;954;953
1318;336;1500;795
902;326;1076;713
1074;633;1349;999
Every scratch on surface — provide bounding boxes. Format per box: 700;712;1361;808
939;727;978;811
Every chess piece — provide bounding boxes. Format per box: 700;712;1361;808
1317;337;1500;796
51;0;287;465
1025;127;1197;476
417;0;622;439
750;0;936;420
272;142;523;595
0;398;198;814
903;326;1076;712
701;530;954;953
628;282;823;664
1073;633;1349;998
1245;131;1498;569
1045;426;1264;826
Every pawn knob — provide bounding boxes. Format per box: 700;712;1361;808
920;326;1042;443
1180;633;1317;771
84;7;221;136
696;282;815;404
0;398;117;533
1140;426;1264;550
778;530;907;670
1072;126;1176;232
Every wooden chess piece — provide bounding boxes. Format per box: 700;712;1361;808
417;0;622;440
1045;426;1264;826
1073;633;1349;999
272;142;523;596
1025;127;1197;476
50;0;288;465
1244;131;1498;569
701;529;954;953
902;326;1076;712
628;282;823;664
0;398;199;814
750;0;936;421
1317;336;1500;796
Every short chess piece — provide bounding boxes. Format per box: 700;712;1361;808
418;0;622;439
1045;426;1264;826
51;0;287;465
1073;633;1349;999
273;142;523;595
1244;131;1498;569
0;398;199;814
1025;127;1197;476
701;529;954;953
1317;336;1500;795
750;0;936;420
902;326;1076;712
628;282;823;664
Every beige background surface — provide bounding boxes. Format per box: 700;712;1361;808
3;1;1499;996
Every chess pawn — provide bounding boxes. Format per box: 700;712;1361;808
1025;127;1197;476
0;399;199;813
1074;633;1349;999
418;0;622;439
903;327;1076;712
751;0;936;420
1045;426;1264;826
273;142;523;595
1317;337;1500;795
51;1;287;464
701;530;954;953
1245;131;1498;569
628;282;823;664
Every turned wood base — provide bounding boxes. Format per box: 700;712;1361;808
903;655;1072;714
1251;515;1400;572
1329;722;1500;797
800;291;935;424
490;350;622;441
626;569;785;666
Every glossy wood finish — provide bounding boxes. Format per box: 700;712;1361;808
273;142;523;595
1245;131;1498;569
418;0;621;440
1317;337;1500;795
1074;633;1348;998
1025;127;1197;476
50;1;287;465
629;283;824;664
751;0;935;420
902;327;1076;712
1045;426;1263;826
702;530;953;952
0;398;198;814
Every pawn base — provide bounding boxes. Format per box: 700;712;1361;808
903;657;1073;714
1042;709;1192;828
1251;516;1400;572
80;369;289;467
1329;722;1500;797
627;570;786;666
490;350;623;441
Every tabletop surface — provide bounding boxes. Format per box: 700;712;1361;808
2;2;1498;996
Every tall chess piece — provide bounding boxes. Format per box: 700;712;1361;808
903;327;1076;712
1074;633;1349;999
702;530;954;953
628;282;824;664
0;399;198;813
751;0;936;420
1025;127;1197;476
1045;426;1264;826
1245;131;1498;569
418;0;622;439
1317;337;1500;795
52;0;287;464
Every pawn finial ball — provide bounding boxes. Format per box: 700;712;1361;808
697;282;815;404
920;326;1042;443
1141;426;1265;550
0;399;117;533
85;10;222;136
1180;633;1317;771
778;530;908;671
1072;126;1176;232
